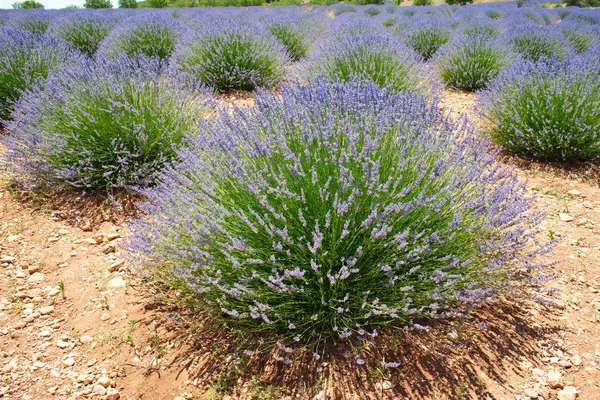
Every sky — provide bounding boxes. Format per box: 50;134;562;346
0;0;116;8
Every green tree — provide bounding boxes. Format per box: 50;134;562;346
13;0;45;8
119;0;138;7
65;4;80;7
145;0;168;7
84;0;113;8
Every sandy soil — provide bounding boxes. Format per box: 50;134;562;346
1;90;599;400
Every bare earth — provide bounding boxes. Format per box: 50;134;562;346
1;91;599;400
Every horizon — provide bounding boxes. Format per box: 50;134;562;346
0;0;117;8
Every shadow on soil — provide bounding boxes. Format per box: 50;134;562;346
129;298;564;400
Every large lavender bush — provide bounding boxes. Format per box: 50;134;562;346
306;33;435;95
128;80;548;353
49;12;116;57
436;37;515;92
3;56;212;190
0;28;77;121
98;14;184;63
480;56;600;161
172;22;289;91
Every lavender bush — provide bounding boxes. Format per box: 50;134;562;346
265;15;323;61
0;28;76;121
49;12;116;57
3;56;212;190
172;22;289;91
436;37;515;92
404;19;452;60
128;79;548;353
98;14;184;63
480;56;600;161
306;33;434;96
8;10;51;34
506;25;570;61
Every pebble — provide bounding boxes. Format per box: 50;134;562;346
557;386;578;400
571;355;582;366
27;265;40;274
92;385;107;396
559;213;574;222
56;340;70;349
106;233;121;241
58;229;69;235
374;380;394;390
107;276;126;288
77;374;94;385
108;260;125;272
547;370;563;389
79;335;93;344
0;256;15;263
39;305;54;315
106;388;120;400
567;190;582;197
63;358;75;367
97;376;111;388
27;273;45;283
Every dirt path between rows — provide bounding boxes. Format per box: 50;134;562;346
1;92;599;400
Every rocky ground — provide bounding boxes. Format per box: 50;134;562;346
1;92;599;400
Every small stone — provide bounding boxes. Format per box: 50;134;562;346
559;359;572;368
559;213;574;222
571;355;582;366
27;272;45;283
524;388;538;398
63;358;75;367
532;368;545;377
56;340;70;349
547;370;563;389
33;361;45;368
567;190;582;197
106;233;121;241
101;313;110;321
27;265;40;274
50;370;61;378
77;374;94;384
0;256;15;263
7;235;19;243
557;386;578;400
374;380;395;391
92;385;107;396
58;229;70;235
79;335;92;344
87;358;97;367
39;305;54;315
108;260;125;272
106;388;120;400
74;238;98;245
15;270;27;278
97;376;111;387
107;276;126;288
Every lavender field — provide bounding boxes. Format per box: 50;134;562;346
1;2;600;399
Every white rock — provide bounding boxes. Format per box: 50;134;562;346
567;190;582;197
33;361;46;368
39;305;54;315
27;273;45;283
108;260;125;272
63;358;75;367
571;355;582;366
39;329;52;337
79;335;93;344
0;256;15;263
50;370;61;378
106;233;121;241
58;229;70;235
97;376;111;388
559;213;574;222
77;374;94;385
92;385;107;396
557;386;578;400
106;388;120;400
107;276;126;288
56;340;70;349
7;235;19;243
374;380;395;390
547;370;563;389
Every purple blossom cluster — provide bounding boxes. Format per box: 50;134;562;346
127;79;551;350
